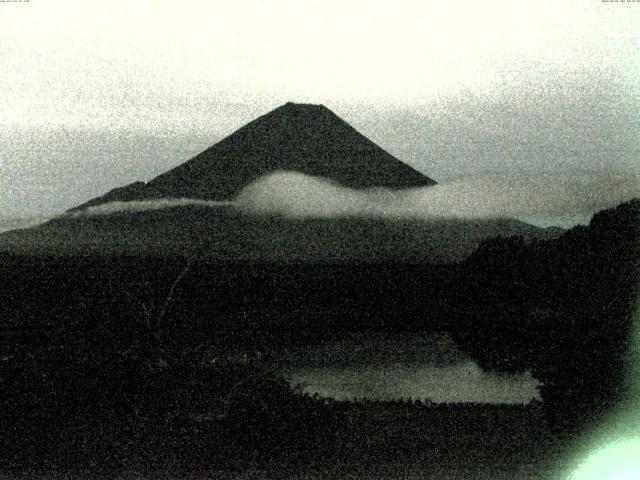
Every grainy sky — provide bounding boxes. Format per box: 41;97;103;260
1;0;639;224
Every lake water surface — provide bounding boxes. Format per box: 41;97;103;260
270;332;541;404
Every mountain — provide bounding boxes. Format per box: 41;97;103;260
0;102;564;262
74;102;436;210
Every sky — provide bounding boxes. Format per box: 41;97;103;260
1;0;639;226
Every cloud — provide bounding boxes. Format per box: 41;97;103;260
0;215;51;234
234;170;640;227
69;198;233;216
67;169;640;228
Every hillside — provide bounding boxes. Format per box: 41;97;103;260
0;205;562;263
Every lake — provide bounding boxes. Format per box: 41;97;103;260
268;332;541;404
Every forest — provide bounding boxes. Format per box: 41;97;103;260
0;199;638;477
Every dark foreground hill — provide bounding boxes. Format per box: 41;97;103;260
74;102;436;210
0;205;561;263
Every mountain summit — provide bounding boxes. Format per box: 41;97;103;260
75;102;436;209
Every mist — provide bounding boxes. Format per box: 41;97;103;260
71;198;233;217
0;215;53;234
235;170;640;227
63;169;640;229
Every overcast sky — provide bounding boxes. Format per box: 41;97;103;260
1;0;639;225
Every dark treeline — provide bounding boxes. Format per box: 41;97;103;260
0;256;460;348
450;199;640;435
1;358;343;474
0;199;638;474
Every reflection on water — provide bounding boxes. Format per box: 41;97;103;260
284;361;541;404
273;333;541;404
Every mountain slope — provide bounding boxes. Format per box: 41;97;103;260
0;205;562;263
75;103;436;210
